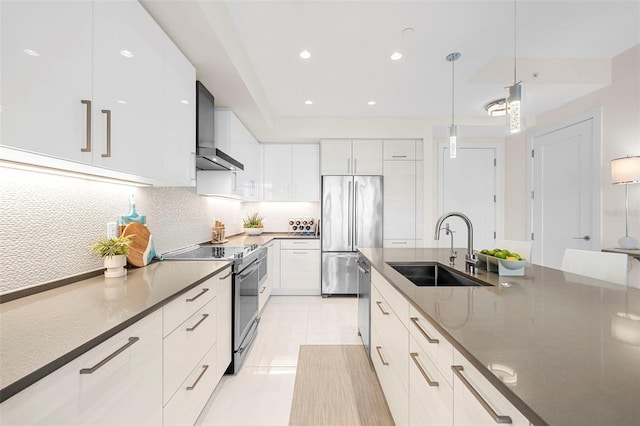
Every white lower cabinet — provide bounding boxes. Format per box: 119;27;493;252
0;310;163;425
277;239;320;295
452;351;529;426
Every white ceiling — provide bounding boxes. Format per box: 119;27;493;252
141;0;640;141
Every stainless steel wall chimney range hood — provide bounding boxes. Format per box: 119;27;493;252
196;81;244;172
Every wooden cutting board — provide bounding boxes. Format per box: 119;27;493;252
122;222;154;267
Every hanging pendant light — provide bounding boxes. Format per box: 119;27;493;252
507;0;522;133
447;52;461;158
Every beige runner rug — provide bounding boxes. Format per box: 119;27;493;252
289;345;394;426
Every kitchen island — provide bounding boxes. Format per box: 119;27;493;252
359;247;640;426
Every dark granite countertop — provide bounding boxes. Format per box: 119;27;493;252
358;247;640;426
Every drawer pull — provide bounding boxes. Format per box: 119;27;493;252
292;251;308;255
186;365;209;391
186;313;209;331
392;155;408;158
411;317;439;344
375;301;389;315
259;286;267;294
375;346;389;366
186;288;209;302
451;365;512;424
410;353;439;387
79;337;139;374
219;272;232;280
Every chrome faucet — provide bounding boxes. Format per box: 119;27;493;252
436;223;457;265
434;212;480;272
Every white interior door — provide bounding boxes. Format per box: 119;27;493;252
530;116;601;269
438;146;497;253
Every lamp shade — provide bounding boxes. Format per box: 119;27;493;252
611;156;640;184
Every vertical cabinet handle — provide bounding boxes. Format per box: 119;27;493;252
451;365;513;424
410;353;439;386
79;337;139;374
186;365;209;390
354;158;358;174
101;109;112;158
376;301;389;315
375;346;389;366
354;181;359;245
80;100;92;152
347;158;351;174
410;317;439;344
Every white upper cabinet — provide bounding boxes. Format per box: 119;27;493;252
263;144;319;201
320;140;382;175
1;0;195;185
161;35;196;186
1;1;93;161
91;0;163;178
384;160;416;240
384;139;416;161
213;110;261;199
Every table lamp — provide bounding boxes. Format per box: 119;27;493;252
611;155;640;249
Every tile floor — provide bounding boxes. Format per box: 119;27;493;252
197;295;362;426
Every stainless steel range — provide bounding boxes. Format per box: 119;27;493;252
163;243;266;374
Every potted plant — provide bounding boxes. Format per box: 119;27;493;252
90;235;133;278
243;211;265;236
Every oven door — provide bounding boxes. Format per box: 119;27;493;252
234;259;260;352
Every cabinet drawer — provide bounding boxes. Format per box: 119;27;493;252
371;326;409;426
164;342;218;426
409;304;454;387
163;300;217;405
384;139;416;160
409;335;453;426
452;350;529;426
280;239;320;250
372;268;409;328
163;276;218;337
371;285;408;392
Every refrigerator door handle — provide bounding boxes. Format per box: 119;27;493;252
347;180;353;246
354;181;359;247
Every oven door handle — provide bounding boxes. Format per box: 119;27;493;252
236;260;260;281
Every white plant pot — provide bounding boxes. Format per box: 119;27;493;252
104;255;127;278
244;227;263;236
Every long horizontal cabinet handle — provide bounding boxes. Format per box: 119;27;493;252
451;365;512;424
410;353;439;387
219;272;232;280
186;314;209;331
259;286;266;294
186;288;209;302
375;301;389;315
186;365;209;391
79;337;139;374
375;346;389;366
410;317;439;344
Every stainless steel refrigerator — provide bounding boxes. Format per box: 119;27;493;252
321;175;383;295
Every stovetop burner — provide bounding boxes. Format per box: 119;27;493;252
162;243;262;261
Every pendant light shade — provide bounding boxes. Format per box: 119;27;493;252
447;52;461;159
508;0;522;133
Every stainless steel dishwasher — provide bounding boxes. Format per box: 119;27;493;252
356;255;371;357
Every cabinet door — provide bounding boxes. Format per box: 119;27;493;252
161;34;195;186
0;310;163;425
291;144;320;201
280;249;320;295
263;144;293;200
259;243;275;313
228;112;261;200
266;240;281;289
384;140;416;160
384;160;416;240
216;268;233;378
320;140;351;175
1;1;93;162
92;0;163;177
352;140;383;175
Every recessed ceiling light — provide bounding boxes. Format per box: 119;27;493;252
390;52;402;61
367;101;376;106
23;49;39;57
304;100;313;105
120;50;134;58
299;50;311;59
117;100;128;105
180;100;190;105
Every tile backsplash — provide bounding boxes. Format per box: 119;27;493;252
0;167;319;293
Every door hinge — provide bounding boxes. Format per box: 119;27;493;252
494;158;497;167
531;150;535;158
531;232;535;240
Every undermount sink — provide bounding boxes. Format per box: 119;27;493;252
388;262;489;287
